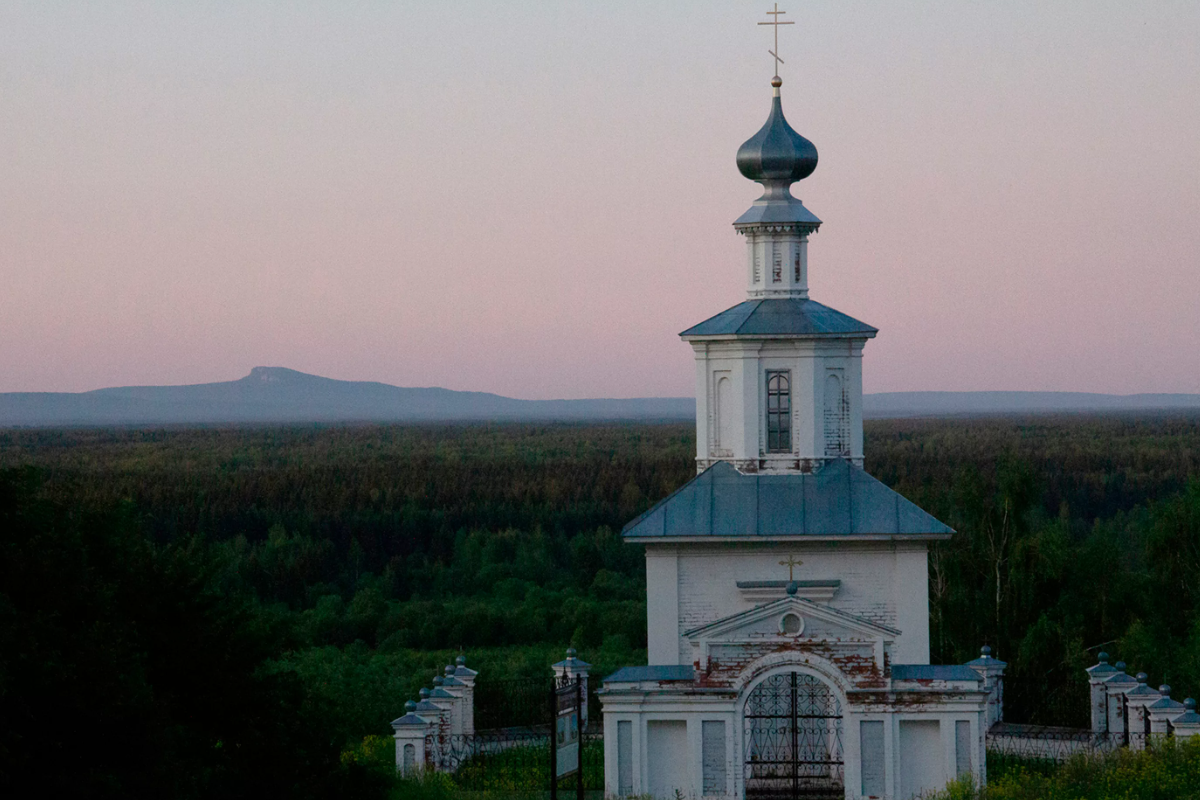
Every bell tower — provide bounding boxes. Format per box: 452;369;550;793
681;75;876;474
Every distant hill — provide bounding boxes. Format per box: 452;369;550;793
0;367;694;426
2;368;1199;427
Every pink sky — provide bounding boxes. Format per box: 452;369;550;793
2;2;1198;399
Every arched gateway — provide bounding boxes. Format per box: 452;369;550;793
744;672;844;799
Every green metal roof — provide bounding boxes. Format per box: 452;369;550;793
622;460;953;540
603;665;696;683
891;665;981;682
680;299;877;339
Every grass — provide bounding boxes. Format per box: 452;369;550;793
342;734;604;800
936;737;1200;800
354;729;1200;799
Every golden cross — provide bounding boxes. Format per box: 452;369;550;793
779;555;803;581
758;3;794;79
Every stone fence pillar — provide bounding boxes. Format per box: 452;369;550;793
1171;699;1200;740
1146;685;1187;735
391;656;480;775
391;701;435;776
1103;663;1137;742
1123;673;1161;750
552;648;592;730
443;663;476;734
454;654;478;688
965;646;1007;729
430;675;463;736
411;688;451;767
1086;652;1117;734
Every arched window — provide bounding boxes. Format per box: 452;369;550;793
766;371;791;453
716;375;733;452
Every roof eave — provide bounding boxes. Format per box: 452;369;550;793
627;532;954;544
680;331;879;341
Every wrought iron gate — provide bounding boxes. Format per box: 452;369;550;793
744;672;844;799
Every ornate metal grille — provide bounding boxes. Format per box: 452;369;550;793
744;672;844;799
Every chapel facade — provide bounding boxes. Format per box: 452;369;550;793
598;70;1004;800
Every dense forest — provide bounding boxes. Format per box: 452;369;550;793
2;416;1199;796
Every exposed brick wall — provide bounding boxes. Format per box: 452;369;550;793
693;639;886;692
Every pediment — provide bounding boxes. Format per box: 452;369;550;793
684;596;899;644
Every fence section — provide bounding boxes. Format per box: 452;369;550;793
985;723;1146;765
1000;676;1089;728
430;672;604;795
474;676;553;731
426;729;604;792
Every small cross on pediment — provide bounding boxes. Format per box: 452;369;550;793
779;554;803;581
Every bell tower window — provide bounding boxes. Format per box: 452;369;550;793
766;371;791;453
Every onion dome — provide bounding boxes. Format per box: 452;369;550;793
737;78;817;187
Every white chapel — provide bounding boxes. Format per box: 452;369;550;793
598;31;1005;800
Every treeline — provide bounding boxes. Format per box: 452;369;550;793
866;416;1200;724
0;424;686;656
2;416;1200;795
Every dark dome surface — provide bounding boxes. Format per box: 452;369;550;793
736;94;817;184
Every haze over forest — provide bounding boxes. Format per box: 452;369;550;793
2;367;1199;427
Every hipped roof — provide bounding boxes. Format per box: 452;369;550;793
623;460;953;541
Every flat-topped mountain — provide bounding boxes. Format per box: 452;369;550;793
0;367;694;426
1;368;1198;427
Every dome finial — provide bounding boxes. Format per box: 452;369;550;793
740;6;815;192
758;4;793;86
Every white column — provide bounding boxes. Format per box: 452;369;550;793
646;548;680;665
694;343;710;470
441;664;476;735
1147;687;1188;736
1085;653;1116;734
965;647;1008;728
893;546;931;664
391;702;435;776
738;346;762;466
848;343;865;465
1104;666;1137;741
1171;700;1200;740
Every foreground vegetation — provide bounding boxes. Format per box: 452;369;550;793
2;415;1199;796
937;738;1200;800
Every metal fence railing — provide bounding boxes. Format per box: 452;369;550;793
474;675;604;733
427;730;604;793
474;676;553;731
999;677;1089;729
981;722;1184;769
